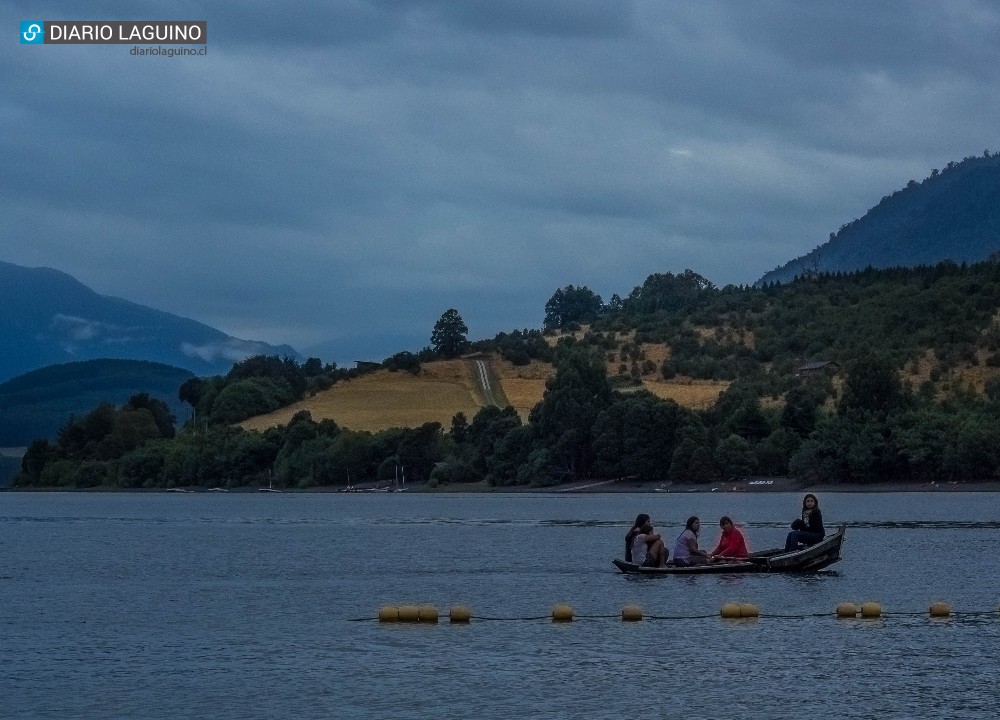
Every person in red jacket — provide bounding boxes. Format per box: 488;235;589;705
709;516;749;561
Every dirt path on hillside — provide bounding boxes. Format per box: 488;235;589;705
468;357;510;408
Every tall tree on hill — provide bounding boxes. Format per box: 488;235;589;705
624;270;716;315
543;285;604;330
431;309;469;358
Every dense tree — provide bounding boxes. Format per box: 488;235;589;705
489;329;553;365
543;285;604;330
431;309;470;358
715;434;757;480
449;412;469;443
781;385;823;437
383;351;421;374
467;405;523;479
623;270;716;315
16;439;56;485
302;357;324;376
592;393;683;482
529;345;612;480
210;378;296;424
179;377;206;407
838;355;905;416
125;393;176;439
227;355;307;397
668;436;716;484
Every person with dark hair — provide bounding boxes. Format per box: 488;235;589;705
784;493;825;550
631;522;668;567
624;513;650;562
673;516;711;566
709;516;750;561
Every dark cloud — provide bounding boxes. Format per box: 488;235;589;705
3;1;998;365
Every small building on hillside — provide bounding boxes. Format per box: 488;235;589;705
354;360;381;371
794;361;840;378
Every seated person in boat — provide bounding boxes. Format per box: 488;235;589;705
624;513;651;562
784;493;825;550
709;516;749;561
631;522;668;568
672;516;711;566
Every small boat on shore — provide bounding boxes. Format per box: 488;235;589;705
612;524;846;575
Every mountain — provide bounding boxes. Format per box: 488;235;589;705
0;260;300;382
757;152;1000;286
0;359;195;446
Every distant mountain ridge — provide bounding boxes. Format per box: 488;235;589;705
0;260;299;382
757;152;1000;286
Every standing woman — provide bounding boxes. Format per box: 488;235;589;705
624;514;650;562
784;493;825;550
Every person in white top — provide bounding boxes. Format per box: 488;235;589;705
631;522;667;567
672;516;711;566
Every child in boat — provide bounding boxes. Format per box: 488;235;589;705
672;516;711;566
709;516;749;561
631;522;668;567
624;513;650;562
784;493;825;550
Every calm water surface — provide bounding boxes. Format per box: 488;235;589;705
2;491;999;719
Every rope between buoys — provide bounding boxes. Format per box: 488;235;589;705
358;607;1000;622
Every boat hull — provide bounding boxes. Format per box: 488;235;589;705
612;524;846;575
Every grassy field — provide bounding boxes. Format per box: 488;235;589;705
241;352;734;432
639;378;729;409
242;360;482;433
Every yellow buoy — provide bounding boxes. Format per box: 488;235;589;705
552;604;574;622
860;602;882;618
929;602;951;618
739;603;760;618
418;605;439;623
449;605;472;623
836;603;859;618
378;605;399;623
720;603;742;619
397;604;421;622
621;605;643;622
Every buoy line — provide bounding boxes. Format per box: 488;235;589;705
353;602;1000;623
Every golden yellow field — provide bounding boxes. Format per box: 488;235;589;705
639;378;730;409
241;353;741;433
241;360;482;433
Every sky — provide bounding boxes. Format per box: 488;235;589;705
4;1;1000;365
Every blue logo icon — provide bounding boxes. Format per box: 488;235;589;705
21;20;44;44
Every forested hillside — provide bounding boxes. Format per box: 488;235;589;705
758;152;1000;285
13;260;1000;490
0;360;194;446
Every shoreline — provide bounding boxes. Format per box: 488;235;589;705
4;479;1000;494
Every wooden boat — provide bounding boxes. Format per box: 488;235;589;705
612;524;846;575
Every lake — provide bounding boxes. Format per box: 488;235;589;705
2;491;998;719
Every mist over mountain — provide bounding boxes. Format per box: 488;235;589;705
757;153;1000;286
0;261;300;382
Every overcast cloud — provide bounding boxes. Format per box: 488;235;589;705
3;1;999;363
